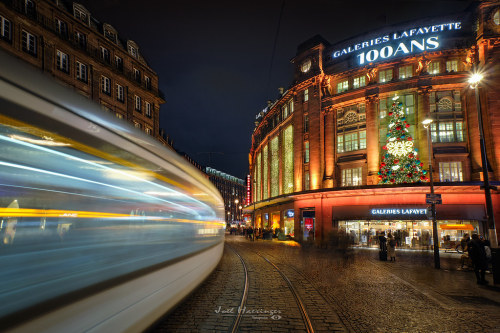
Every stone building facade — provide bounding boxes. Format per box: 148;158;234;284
0;0;167;144
206;167;245;224
248;2;500;248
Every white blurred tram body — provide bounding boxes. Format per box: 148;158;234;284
0;50;225;332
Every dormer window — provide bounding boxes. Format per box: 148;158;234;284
73;4;90;26
25;0;36;18
103;24;118;43
127;41;139;58
494;10;499;25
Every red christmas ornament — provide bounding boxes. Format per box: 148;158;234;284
382;145;387;150
396;126;402;130
405;124;410;128
407;173;412;177
388;112;393;116
381;162;386;167
409;153;414;158
408;137;413;141
394;159;399;164
378;175;383;179
420;162;424;167
421;175;426;180
390;179;395;183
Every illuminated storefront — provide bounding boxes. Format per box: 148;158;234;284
247;3;500;244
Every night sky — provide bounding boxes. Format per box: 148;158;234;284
78;0;474;179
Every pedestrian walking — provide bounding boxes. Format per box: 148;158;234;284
468;234;488;285
387;233;396;261
378;232;387;261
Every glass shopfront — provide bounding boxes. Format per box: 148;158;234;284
284;209;294;238
301;209;315;241
339;220;479;249
271;212;280;230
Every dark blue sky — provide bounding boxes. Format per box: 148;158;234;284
79;0;474;179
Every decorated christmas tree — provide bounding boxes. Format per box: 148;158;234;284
378;97;429;184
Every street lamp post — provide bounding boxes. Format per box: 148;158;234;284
423;118;440;269
234;199;239;222
469;69;498;247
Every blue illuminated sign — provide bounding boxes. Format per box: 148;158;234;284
285;209;294;218
331;22;462;65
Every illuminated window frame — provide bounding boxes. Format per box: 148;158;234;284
341;167;362;187
353;75;366;89
439;162;463;182
337;80;348;93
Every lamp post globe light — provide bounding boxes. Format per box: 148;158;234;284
422;118;440;269
234;199;239;222
468;68;498;247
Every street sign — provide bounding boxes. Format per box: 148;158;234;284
426;193;442;200
426;198;442;205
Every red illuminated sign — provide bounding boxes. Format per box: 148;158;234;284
246;174;251;205
304;218;313;230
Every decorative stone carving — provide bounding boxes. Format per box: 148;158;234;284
366;67;378;84
416;56;431;75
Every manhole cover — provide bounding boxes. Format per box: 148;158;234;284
448;295;500;307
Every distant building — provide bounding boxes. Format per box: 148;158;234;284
0;0;168;145
206;167;245;223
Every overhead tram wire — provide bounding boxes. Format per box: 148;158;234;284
265;0;285;101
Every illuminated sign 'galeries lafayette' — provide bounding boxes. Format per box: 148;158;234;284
332;22;462;65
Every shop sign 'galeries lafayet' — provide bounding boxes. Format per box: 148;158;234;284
370;208;427;216
331;20;468;65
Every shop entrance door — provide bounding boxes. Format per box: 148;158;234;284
301;209;315;241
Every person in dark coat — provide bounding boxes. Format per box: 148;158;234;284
378;232;387;251
468;234;488;285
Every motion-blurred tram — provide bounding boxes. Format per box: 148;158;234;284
0;49;225;332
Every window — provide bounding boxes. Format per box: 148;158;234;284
282;104;289;119
0;15;11;42
56;50;69;73
146;102;152;117
337;130;366;153
379;94;414;118
128;44;138;58
145;127;152;135
22;30;37;56
134;68;141;83
134;122;141;129
494;10;499;25
439;162;463;182
101;76;110;95
446;60;458;72
25;0;36;17
74;6;89;25
116;113;123;119
304;141;310;163
429;61;440;74
55;19;68;38
289;99;294;113
104;29;117;43
115;56;123;71
100;47;110;64
145;76;151;90
379;69;393;83
304;114;309;133
135;95;141;111
76;62;87;82
399;65;412;79
337;80;348;93
116;84;124;102
342;167;362;186
431;122;464;143
304;88;309;102
74;31;86;49
353;75;366;89
304;171;310;191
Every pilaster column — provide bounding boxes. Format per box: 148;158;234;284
417;87;432;172
323;107;334;188
365;95;379;185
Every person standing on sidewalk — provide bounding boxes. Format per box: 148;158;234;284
468;234;488;285
387;233;396;261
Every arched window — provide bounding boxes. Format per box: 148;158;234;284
437;97;453;111
494;10;500;25
344;112;358;124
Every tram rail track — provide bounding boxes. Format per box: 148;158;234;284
228;243;315;333
226;244;249;333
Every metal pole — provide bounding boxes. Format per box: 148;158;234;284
426;125;440;269
474;80;498;247
253;180;256;241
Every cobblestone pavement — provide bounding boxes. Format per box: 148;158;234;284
152;236;500;332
